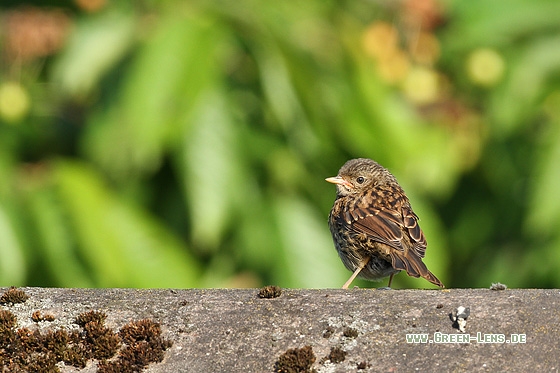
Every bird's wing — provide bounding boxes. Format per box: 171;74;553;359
344;207;405;251
344;205;442;287
401;206;427;258
344;204;427;258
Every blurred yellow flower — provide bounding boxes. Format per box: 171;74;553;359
467;48;505;87
402;66;440;104
0;82;30;124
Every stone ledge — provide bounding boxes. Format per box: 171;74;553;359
1;287;559;372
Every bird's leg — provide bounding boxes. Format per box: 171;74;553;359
387;273;395;288
342;257;371;289
376;274;395;291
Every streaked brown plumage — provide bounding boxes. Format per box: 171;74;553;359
326;158;444;289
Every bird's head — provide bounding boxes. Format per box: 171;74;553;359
326;158;395;197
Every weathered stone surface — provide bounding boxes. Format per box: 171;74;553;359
1;287;559;372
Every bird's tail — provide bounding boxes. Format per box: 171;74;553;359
390;251;444;288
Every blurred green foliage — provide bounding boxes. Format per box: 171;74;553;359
1;0;560;289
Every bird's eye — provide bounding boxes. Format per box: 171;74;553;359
356;176;365;184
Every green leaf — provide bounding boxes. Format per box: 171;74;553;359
445;0;560;50
0;203;26;285
491;35;560;136
273;196;347;288
54;160;200;287
26;188;94;287
178;89;243;251
53;9;136;97
525;123;560;236
83;12;226;178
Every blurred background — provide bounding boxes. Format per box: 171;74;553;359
1;0;559;289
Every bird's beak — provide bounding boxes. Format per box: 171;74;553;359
325;176;353;189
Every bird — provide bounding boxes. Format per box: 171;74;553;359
326;158;444;289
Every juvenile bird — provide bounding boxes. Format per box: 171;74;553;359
326;158;444;289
